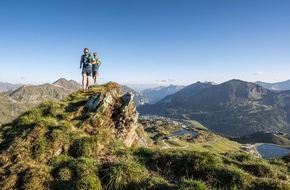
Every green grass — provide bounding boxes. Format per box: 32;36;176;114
100;158;150;190
69;136;100;158
200;140;240;153
133;148;290;189
180;119;209;131
178;178;211;190
165;139;188;147
51;156;101;190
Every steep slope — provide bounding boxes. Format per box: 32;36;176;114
0;82;289;190
120;85;150;106
0;78;81;125
139;79;290;136
256;79;290;91
0;82;148;189
141;84;185;103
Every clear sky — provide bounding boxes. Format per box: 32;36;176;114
0;0;290;90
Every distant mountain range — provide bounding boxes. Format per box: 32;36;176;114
139;79;290;136
0;78;81;125
120;85;150;106
141;84;185;103
0;82;22;92
4;78;290;136
255;79;290;91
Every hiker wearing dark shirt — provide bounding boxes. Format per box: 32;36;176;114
79;48;94;92
92;52;102;85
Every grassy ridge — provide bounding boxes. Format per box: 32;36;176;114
0;83;289;189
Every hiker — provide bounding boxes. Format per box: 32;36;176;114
92;52;102;85
79;48;94;92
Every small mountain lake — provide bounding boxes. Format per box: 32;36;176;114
173;129;198;137
256;144;290;159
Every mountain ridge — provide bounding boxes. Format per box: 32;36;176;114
0;82;22;92
255;79;290;91
139;79;290;136
0;78;81;125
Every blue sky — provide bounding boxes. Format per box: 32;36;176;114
0;0;290;90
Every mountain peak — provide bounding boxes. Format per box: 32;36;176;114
52;78;80;89
53;78;69;84
219;79;269;101
224;79;250;85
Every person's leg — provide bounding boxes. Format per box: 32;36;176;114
82;70;87;92
86;70;92;92
82;75;84;89
92;71;97;85
95;72;99;85
86;77;90;92
82;74;87;92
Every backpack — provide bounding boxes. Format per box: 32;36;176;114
82;54;92;64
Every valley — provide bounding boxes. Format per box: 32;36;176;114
139;114;241;154
139;114;290;159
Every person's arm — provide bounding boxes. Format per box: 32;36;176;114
96;59;101;66
79;56;83;68
92;58;96;64
90;55;96;64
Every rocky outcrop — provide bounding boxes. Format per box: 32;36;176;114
120;85;150;106
85;90;143;147
115;93;139;147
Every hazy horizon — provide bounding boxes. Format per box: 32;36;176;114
2;77;290;92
